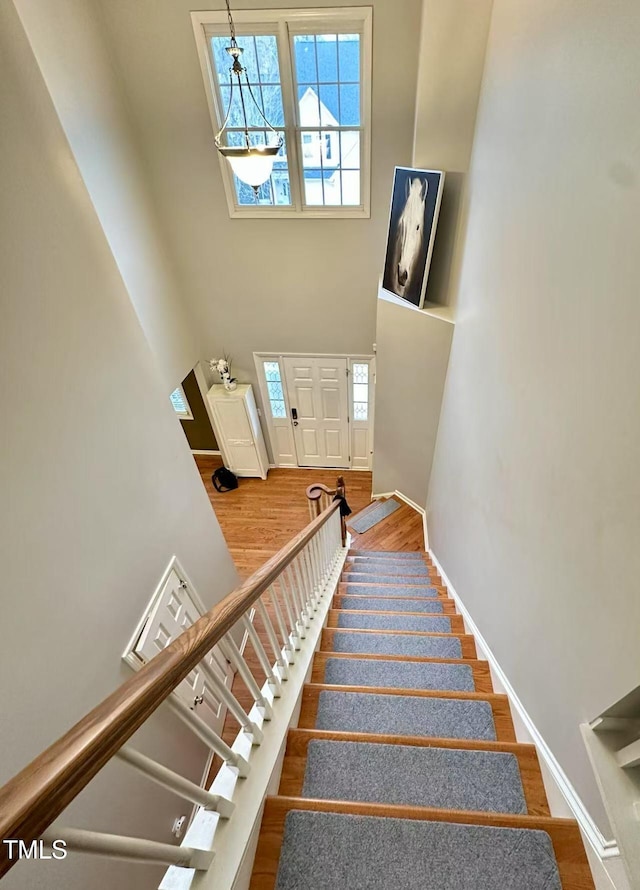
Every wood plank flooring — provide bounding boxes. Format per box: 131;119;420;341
194;456;373;577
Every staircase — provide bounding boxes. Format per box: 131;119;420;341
249;548;595;889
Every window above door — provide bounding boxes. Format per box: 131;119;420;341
191;7;372;219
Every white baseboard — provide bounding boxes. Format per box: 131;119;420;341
428;548;627;889
371;489;429;550
191;449;221;456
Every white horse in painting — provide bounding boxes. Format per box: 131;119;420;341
394;176;428;299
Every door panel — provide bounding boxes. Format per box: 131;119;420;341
283;357;350;468
134;569;228;736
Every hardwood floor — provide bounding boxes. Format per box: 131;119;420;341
194;456;426;580
194;456;373;578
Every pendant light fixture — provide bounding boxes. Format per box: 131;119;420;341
215;0;283;196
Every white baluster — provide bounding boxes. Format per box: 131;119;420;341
240;614;282;697
219;635;273;720
291;559;313;624
311;534;324;595
116;746;235;817
166;695;249;777
199;659;264;744
42;826;214;870
281;569;306;641
255;597;290;680
299;548;318;611
267;584;296;662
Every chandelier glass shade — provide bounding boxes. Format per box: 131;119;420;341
215;2;283;192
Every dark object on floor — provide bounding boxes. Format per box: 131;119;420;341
212;466;238;492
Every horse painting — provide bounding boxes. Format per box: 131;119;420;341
382;167;445;308
394;177;428;298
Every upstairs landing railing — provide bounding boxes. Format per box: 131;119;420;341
0;501;345;880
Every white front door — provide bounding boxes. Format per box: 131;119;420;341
133;568;230;736
282;357;350;468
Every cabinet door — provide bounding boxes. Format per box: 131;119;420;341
215;398;254;443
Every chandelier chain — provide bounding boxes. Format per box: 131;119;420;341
224;0;237;46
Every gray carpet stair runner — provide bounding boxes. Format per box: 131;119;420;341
274;812;562;890
315;690;497;739
346;559;431;575
338;595;444;612
342;582;442;598
265;550;571;890
348;550;424;562
343;572;436;585
330;629;463;658
348;499;401;533
302;740;527;813
336;611;452;632
324;656;475;691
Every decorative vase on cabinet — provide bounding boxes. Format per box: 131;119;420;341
206;384;269;480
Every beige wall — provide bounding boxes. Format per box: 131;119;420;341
14;0;198;392
372;0;491;506
412;0;492;308
96;0;422;405
428;0;640;838
372;294;453;505
0;6;238;887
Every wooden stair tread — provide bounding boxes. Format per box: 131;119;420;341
326;609;465;633
280;728;550;817
321;627;477;659
250;797;594;890
312;651;494;693
299;682;516;742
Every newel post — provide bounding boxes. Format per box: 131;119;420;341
336;475;347;547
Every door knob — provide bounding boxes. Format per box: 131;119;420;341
291;407;298;426
192;695;204;708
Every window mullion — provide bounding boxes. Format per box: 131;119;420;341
277;19;303;212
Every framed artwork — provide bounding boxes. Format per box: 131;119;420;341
382;167;445;308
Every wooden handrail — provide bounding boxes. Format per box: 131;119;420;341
0;500;341;878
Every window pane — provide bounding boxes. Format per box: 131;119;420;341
212;34;291;207
254;36;280;82
264;361;281;381
339;84;360;125
319;84;339;125
298;85;321;126
316;34;338;81
302;167;325;205
354;402;368;421
261;85;284;127
263;362;287;418
323;171;342;205
341;169;360;205
353;363;369;384
293;35;317;83
170;387;190;417
353;383;368;403
338;34;360;82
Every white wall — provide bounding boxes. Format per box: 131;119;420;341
372;293;453;505
0;5;239;887
428;0;640;842
96;0;423;399
13;0;198;392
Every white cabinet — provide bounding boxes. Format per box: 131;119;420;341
207;384;269;479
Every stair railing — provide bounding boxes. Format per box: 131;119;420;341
0;501;345;880
306;475;347;546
